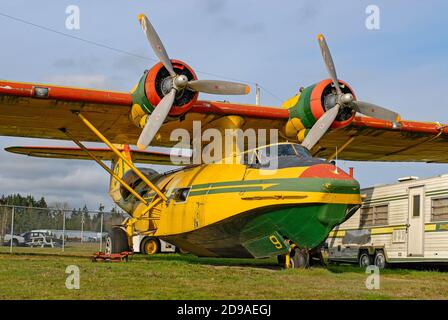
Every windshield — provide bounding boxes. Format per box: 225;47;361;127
252;143;312;166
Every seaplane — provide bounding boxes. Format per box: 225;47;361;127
1;14;447;268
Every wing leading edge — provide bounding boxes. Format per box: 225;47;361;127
1;80;448;163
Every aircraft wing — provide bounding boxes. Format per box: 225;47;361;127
314;117;448;163
1;80;448;163
0;80;286;147
4;145;189;166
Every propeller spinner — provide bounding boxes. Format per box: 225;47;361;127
136;14;250;150
302;34;400;150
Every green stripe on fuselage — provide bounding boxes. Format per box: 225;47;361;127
189;178;359;197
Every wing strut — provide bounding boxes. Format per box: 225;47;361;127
325;137;356;162
75;112;168;202
60;128;150;205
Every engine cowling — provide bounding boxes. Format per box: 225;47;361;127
284;79;356;142
130;60;199;128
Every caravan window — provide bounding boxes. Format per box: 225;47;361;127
432;197;448;222
360;204;389;227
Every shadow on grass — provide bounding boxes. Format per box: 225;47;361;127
138;253;282;270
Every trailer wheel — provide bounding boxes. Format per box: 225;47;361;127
289;249;310;269
141;237;160;255
374;250;388;269
108;227;130;254
359;251;372;268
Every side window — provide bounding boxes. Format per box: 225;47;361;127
432;197;448;222
413;195;421;217
173;188;191;203
360;204;389;227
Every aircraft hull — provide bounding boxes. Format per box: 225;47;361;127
161;202;359;259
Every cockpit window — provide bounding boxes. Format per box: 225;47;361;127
242;143;312;168
291;144;312;159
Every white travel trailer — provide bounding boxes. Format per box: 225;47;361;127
327;174;448;268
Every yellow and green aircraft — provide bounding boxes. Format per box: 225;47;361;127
1;14;448;268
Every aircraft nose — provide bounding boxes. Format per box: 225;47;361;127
299;164;354;180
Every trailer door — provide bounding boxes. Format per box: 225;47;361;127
407;186;425;256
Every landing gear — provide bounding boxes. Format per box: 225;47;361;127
280;249;310;269
290;249;310;269
141;236;160;255
106;227;130;254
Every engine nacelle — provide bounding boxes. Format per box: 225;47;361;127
130;60;199;128
284;79;356;142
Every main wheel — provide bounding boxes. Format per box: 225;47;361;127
141;237;160;255
359;251;372;268
106;227;130;254
374;250;388;269
289;249;310;269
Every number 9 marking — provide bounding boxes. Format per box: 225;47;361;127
269;235;283;250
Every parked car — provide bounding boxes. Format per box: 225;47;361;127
3;233;26;246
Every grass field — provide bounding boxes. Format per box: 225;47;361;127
1;246;448;300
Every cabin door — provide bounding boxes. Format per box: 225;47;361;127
407;186;425;257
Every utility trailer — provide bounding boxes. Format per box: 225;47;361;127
327;174;448;268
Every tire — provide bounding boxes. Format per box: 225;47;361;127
277;255;286;266
141;237;160;255
108;227;130;254
359;251;372;268
177;247;190;255
8;239;19;247
374;250;388;269
289;249;310;269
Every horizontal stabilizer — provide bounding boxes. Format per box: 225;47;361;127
5;145;190;166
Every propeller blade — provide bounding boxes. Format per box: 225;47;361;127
138;14;176;77
317;34;342;95
302;104;340;150
137;89;176;150
353;101;400;122
187;80;250;95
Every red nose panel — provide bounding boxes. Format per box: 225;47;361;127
300;164;353;180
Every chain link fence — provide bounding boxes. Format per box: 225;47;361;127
0;205;128;254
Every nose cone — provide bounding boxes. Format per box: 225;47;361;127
300;164;353;180
300;163;360;200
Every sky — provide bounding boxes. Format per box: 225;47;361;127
0;0;447;210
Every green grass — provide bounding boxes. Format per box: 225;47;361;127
1;249;448;300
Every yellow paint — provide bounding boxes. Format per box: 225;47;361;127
77;113;168;201
281;94;300;109
130;83;139;94
297;129;308;142
284;118;305;138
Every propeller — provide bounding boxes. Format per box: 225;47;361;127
303;34;400;150
136;14;250;150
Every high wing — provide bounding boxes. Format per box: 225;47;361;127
314;118;448;163
1;79;448;163
0;79;286;147
4;145;189;166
